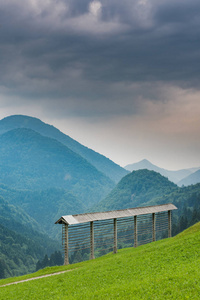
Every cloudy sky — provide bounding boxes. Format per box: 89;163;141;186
0;0;200;170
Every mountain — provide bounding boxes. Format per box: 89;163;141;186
0;222;59;279
0;194;41;234
93;169;200;237
0;128;114;207
0;184;85;240
94;169;178;211
178;169;200;186
0;195;61;278
125;159;199;184
0;115;128;183
0;116;122;278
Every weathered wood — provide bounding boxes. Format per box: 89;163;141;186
64;224;69;265
134;215;137;248
168;210;172;238
55;204;177;225
152;213;156;242
90;221;95;260
56;204;177;264
113;218;117;254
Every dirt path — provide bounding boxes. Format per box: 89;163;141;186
0;269;75;287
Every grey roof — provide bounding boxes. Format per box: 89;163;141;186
55;203;177;225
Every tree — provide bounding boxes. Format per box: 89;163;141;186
0;259;6;279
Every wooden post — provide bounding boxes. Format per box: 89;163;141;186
113;218;117;254
134;216;137;248
90;221;95;260
168;210;172;238
64;224;69;265
152;213;156;242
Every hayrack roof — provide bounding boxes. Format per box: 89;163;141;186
55;203;177;225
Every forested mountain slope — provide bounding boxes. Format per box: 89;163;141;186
94;169;178;211
93;169;200;236
0;185;85;240
0;119;121;279
0;195;61;279
0;128;114;207
0;115;128;183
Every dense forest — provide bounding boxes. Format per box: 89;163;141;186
0;128;114;206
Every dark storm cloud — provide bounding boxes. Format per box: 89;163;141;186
1;0;200;117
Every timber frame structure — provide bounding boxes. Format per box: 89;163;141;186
55;203;177;265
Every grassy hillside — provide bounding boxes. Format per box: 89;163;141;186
1;222;199;299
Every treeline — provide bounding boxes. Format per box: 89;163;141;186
0;223;39;279
172;190;200;235
36;251;63;271
0;196;61;279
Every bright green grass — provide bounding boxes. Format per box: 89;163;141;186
0;222;200;299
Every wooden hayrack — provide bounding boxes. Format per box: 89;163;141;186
55;203;177;265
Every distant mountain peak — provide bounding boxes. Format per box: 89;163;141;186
124;159;200;185
125;159;162;172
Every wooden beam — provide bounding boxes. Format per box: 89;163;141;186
63;224;69;265
168;210;172;238
152;213;156;242
113;218;117;254
134;216;137;248
90;221;95;260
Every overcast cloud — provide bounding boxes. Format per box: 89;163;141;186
0;0;200;169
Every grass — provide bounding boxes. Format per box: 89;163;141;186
0;222;200;299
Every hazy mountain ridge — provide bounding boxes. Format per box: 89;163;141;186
0;127;114;206
125;159;200;185
178;169;200;186
0;115;128;183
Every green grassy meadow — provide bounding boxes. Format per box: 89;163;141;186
0;222;200;299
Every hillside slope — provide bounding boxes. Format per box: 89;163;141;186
178;169;200;186
94;169;178;211
0;115;128;183
0;184;85;240
0;128;114;207
1;222;199;299
93;169;200;236
0;196;61;279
